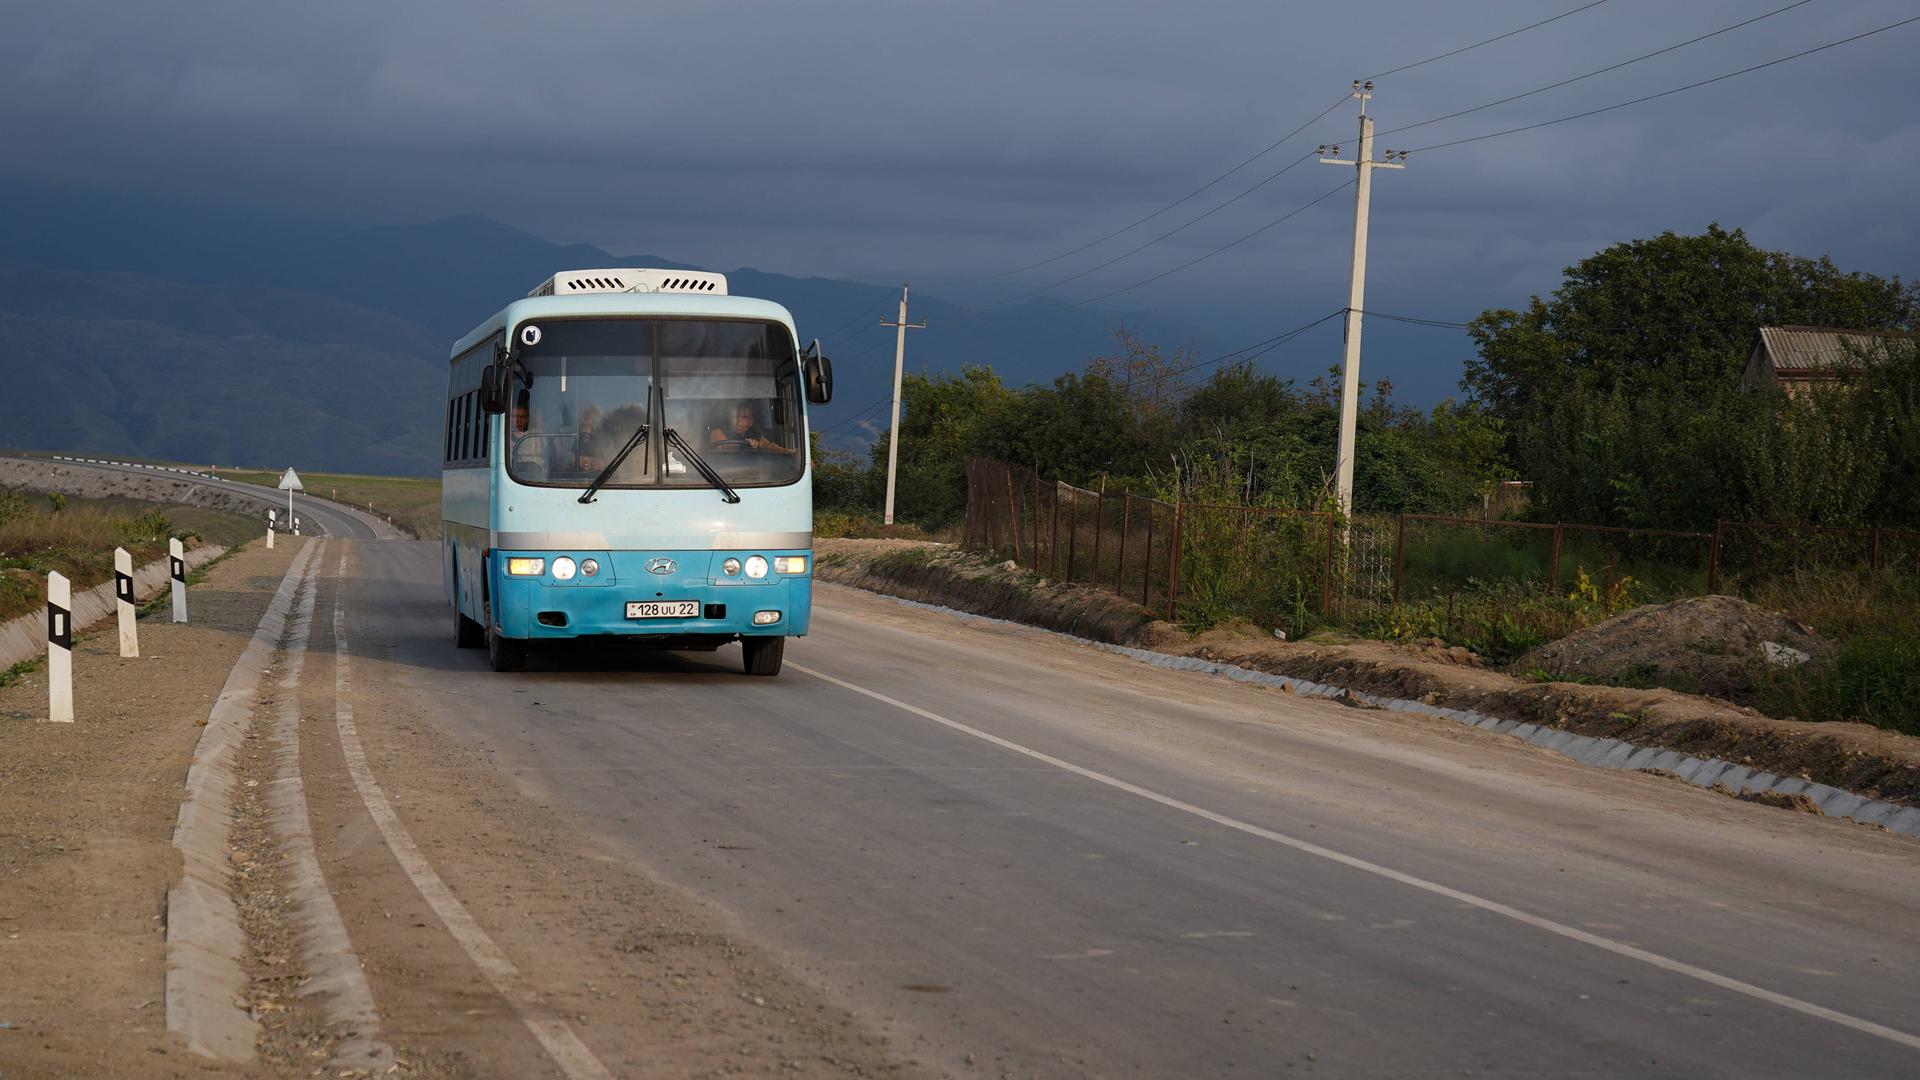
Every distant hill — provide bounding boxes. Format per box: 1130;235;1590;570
0;178;1230;473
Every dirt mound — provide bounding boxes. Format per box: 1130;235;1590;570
1516;595;1832;698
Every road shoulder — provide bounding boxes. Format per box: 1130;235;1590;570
0;539;300;1078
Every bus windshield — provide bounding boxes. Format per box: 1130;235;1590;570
507;318;803;490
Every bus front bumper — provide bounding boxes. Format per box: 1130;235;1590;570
489;549;812;642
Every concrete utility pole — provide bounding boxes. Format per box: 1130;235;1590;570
1318;81;1407;519
880;283;928;525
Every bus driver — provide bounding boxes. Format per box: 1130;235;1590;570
709;401;793;454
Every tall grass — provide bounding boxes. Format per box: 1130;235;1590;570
1745;569;1920;735
0;494;184;622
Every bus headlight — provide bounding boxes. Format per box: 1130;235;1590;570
551;557;577;580
744;555;769;579
773;556;807;575
722;558;742;576
506;557;545;576
581;559;600;577
753;610;782;625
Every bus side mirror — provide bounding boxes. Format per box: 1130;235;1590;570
805;354;834;405
478;364;508;414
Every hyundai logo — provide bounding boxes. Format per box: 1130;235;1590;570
645;557;677;575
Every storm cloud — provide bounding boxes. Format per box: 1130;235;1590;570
4;0;1915;398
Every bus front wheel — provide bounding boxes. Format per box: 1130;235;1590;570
486;614;526;673
741;635;784;676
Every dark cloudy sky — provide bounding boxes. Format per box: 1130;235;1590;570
4;0;1915;395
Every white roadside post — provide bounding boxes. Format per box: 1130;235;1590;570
266;508;276;549
114;547;139;658
170;537;188;623
47;571;73;722
293;515;301;537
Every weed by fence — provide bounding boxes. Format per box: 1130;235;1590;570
964;456;1920;636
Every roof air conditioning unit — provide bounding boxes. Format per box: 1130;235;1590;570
527;268;728;298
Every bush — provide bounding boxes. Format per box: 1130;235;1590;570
1755;630;1920;736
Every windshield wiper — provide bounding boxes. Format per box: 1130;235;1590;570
666;429;741;504
578;424;649;504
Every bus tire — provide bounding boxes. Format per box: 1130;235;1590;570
487;623;527;672
455;608;485;648
741;635;784;676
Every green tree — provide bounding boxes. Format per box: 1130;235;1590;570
868;367;1018;525
1464;225;1916;526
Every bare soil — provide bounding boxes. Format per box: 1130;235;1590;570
0;540;296;1079
1516;594;1835;697
817;538;1920;810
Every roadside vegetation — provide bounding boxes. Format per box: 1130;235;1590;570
0;488;254;624
215;468;443;539
817;226;1920;736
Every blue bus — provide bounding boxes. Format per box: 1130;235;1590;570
442;268;833;675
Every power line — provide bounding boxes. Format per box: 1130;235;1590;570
959;3;1622;290
1407;14;1920;154
986;151;1322;308
1161;310;1348;394
1054;179;1356;312
1360;306;1917;334
1379;0;1819;141
1366;1;1614;80
816;392;894;437
814;293;898;343
958;96;1351;285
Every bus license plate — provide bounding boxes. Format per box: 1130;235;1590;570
626;600;700;620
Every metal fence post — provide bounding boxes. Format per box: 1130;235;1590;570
1706;520;1725;594
1393;512;1407;605
1550;523;1564;589
1050;484;1063;580
1066;489;1079;583
1117;492;1131;597
1168;501;1184;620
1091;482;1105;590
1141;503;1155;608
1320;514;1336;617
1032;472;1042;568
1006;465;1022;564
1871;526;1883;574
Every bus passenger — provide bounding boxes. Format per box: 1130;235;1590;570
510;391;550;475
574;406;605;473
709;401;793;454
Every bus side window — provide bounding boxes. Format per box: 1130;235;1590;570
445;398;456;463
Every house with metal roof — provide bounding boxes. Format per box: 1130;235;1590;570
1741;326;1916;395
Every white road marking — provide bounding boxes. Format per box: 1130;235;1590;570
789;661;1920;1054
330;551;614;1080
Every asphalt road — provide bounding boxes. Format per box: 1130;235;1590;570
7;453;397;539
336;539;1920;1078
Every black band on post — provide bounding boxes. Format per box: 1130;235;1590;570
115;571;134;602
47;602;72;650
171;557;186;582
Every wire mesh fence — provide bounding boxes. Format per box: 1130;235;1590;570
965;457;1918;629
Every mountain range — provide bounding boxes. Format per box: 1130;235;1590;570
0;178;1231;475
